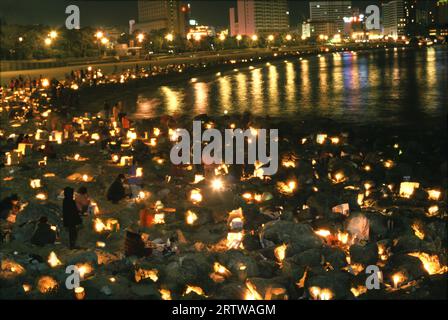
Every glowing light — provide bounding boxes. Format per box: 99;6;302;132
399;182;420;198
49;30;57;39
186;210;198;225
244;280;263;300
274;244;287;263
36;193;47;200
316;134;327;144
408;252;448;275
392;272;405;289
427;189;441;201
47;252;62;268
159;289;172;300
137;33;144;43
30;179;41;189
411;223;425;240
184;285;205;296
315;229;331;238
41;78;50;87
211;178;224;191
190;189;203;204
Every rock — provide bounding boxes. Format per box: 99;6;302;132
349;243;378;266
163;253;212;290
219;251;260;279
366;213;389;239
306;270;352;299
130;283;159;298
100;285;112;296
322;247;347;269
290;248;322;268
260;221;323;254
66;251;99;267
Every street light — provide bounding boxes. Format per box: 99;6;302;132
165;33;174;42
285;34;292;41
251;35;258;41
101;37;109;45
18;37;23;42
44;38;52;46
95;31;104;39
49;31;58;39
236;34;242;48
268;34;274;41
137;33;145;43
219;33;226;41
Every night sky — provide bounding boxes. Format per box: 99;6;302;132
0;0;375;29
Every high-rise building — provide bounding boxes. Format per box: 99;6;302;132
430;0;448;36
437;0;448;25
309;1;353;36
403;0;437;36
229;0;289;36
136;0;190;36
382;0;406;38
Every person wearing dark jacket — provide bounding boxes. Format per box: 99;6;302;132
62;187;82;249
0;194;19;220
30;216;56;246
107;174;127;203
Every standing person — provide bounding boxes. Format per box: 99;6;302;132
112;103;120;123
103;101;110;119
62;187;82;249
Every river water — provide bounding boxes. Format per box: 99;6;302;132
128;46;447;126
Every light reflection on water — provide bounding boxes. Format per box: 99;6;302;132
133;47;447;125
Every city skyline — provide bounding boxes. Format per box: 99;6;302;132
0;0;377;28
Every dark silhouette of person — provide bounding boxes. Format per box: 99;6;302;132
62;187;82;249
107;174;127;203
0;194;20;220
30;216;56;246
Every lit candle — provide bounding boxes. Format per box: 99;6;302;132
74;287;85;300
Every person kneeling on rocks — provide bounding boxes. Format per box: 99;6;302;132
30;216;56;246
107;174;129;203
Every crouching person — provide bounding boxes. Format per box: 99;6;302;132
30;216;56;246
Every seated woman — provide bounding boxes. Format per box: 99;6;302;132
30;216;56;246
75;186;91;215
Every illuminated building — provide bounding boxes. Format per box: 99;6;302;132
309;1;353;37
187;25;216;41
136;0;190;36
229;0;289;36
382;0;406;38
